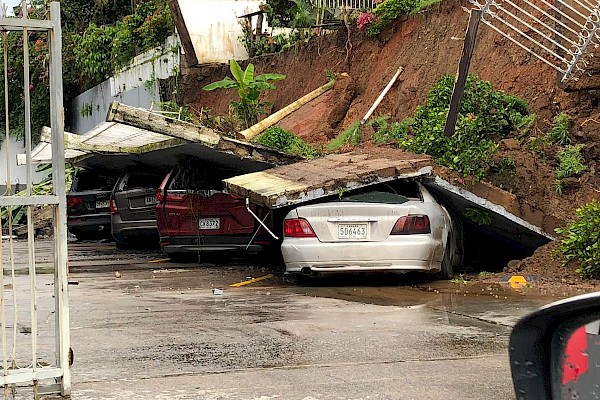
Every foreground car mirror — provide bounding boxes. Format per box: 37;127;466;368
509;292;600;400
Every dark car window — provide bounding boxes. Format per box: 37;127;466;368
118;172;164;191
169;165;238;192
338;180;421;202
71;171;117;192
344;191;410;204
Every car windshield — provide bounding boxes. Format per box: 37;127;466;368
123;172;164;190
338;181;421;203
343;191;410;204
71;171;117;192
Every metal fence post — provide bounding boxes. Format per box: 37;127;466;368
48;2;71;395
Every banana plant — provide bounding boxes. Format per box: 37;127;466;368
203;59;285;129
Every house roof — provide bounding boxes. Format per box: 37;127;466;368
20;102;300;171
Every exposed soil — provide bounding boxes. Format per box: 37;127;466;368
181;0;599;284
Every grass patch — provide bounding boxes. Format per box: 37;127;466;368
327;122;361;152
556;144;586;179
548;112;571;145
411;0;444;13
255;126;320;159
370;116;412;144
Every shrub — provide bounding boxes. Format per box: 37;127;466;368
366;0;419;36
555;200;600;279
548;112;571;145
255;126;319;159
397;74;529;179
556;144;586;179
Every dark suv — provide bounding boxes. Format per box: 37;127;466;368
156;163;275;262
110;169;165;249
67;169;118;240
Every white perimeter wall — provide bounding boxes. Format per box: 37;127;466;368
178;0;266;63
70;35;180;134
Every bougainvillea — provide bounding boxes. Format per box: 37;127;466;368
357;12;377;32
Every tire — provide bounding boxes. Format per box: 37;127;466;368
115;241;131;250
436;241;454;280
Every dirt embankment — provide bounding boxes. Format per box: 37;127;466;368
182;0;599;282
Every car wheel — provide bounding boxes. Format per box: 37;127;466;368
115;241;131;250
436;240;454;280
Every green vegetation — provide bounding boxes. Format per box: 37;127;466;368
555;200;600;279
450;274;470;284
366;0;419;36
255;126;319;158
512;113;536;138
1;164;78;227
203;60;286;129
157;101;193;122
397;74;529;179
548;112;571;145
553;179;564;196
464;207;493;226
0;0;175;143
73;1;174;84
327;122;361;151
556;144;586;179
369;116;412;144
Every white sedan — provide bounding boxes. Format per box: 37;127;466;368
281;181;462;278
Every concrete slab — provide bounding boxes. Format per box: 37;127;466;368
223;149;433;208
22;103;300;171
422;176;552;253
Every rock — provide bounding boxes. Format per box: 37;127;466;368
115;271;121;278
499;138;520;150
506;259;521;271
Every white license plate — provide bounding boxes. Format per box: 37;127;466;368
199;218;220;230
338;223;367;239
145;195;158;205
96;200;109;209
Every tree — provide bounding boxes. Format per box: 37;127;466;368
203;59;286;129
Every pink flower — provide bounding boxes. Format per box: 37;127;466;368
357;12;376;32
29;83;34;90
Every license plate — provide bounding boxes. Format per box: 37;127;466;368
338;223;367;239
199;218;220;230
96;200;109;209
145;195;158;205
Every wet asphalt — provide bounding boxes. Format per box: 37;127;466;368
0;240;576;399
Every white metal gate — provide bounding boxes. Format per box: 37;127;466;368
0;1;70;397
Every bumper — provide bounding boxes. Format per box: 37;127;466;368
68;214;110;229
281;236;443;274
160;235;268;255
111;215;158;243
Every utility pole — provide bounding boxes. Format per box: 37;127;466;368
443;9;482;137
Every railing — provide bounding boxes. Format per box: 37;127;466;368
314;0;375;10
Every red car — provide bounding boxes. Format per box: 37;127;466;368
155;167;276;262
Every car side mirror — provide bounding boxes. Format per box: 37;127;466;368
509;292;600;400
